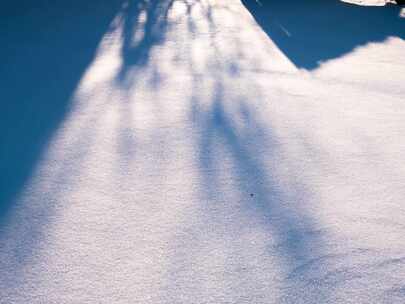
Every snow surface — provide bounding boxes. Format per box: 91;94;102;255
0;0;404;303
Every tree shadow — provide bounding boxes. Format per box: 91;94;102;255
118;0;175;79
0;0;125;220
191;82;333;302
241;0;404;69
147;2;334;299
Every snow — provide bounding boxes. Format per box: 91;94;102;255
0;0;404;303
343;0;388;6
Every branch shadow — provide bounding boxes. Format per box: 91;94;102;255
191;83;332;302
118;0;175;79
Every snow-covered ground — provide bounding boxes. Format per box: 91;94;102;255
1;0;404;303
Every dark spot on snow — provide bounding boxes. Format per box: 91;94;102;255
228;63;240;75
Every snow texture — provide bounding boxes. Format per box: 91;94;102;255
0;0;404;303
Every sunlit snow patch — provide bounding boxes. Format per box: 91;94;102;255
342;0;387;5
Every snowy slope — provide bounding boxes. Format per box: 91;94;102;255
0;0;404;303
